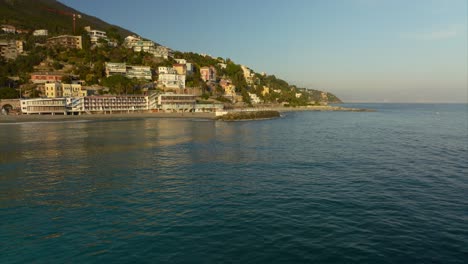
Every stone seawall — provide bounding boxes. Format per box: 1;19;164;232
216;111;281;121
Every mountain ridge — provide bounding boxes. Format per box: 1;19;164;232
0;0;136;38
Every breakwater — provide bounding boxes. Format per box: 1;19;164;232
216;110;281;121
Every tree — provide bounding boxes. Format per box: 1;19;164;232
101;75;132;95
0;88;19;99
61;75;73;84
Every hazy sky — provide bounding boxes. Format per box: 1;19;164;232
59;0;467;103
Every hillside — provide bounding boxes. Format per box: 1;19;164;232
0;0;135;38
0;0;342;104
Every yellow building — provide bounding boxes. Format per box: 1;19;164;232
44;83;87;98
262;86;270;97
173;64;187;75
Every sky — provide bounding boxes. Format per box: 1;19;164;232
59;0;467;103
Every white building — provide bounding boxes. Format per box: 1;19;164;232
33;29;48;37
105;62;126;76
68;95;149;114
127;65;152;80
157;93;196;112
241;65;255;84
248;93;261;104
158;67;185;89
105;62;152;80
20;98;67;115
124;35;173;59
1;25;16;34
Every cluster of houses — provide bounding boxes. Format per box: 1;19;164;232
2;23;291;113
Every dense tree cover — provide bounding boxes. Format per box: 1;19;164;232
0;87;19;99
0;0;135;39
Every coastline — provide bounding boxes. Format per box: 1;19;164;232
0;105;374;124
0;112;217;123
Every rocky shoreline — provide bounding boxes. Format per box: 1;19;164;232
216;111;281;121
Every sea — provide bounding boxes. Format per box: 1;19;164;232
1;103;467;263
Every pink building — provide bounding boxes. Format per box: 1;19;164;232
30;72;64;84
200;66;217;82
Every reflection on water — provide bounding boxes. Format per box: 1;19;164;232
0;118;256;205
1;105;467;263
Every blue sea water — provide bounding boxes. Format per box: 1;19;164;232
0;103;467;263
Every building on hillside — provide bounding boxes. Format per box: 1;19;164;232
200;66;217;82
157;93;196;112
1;25;16;34
105;62;152;80
273;89;282;94
15;41;23;54
44;82;87;98
33;29;48;37
47;35;82;49
132;40;155;52
248;93;261;104
124;35;173;59
219;78;236;97
127;65;152;80
153;45;172;59
84;26;111;46
20;98;67;115
158;67;185;89
262;86;270;97
105;62;127;77
218;63;227;69
173;64;187;75
295;93;302;98
241;65;255;84
16;29;30;34
174;59;194;75
30;72;64;84
0;40;23;60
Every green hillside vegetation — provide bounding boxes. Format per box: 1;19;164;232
0;0;135;38
0;0;342;104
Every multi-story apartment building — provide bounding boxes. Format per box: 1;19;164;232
124;35;173;59
248;93;261;104
200;66;217;82
105;62;152;80
68;95;149;114
174;59;194;75
127;65;152;80
0;40;23;60
47;35;82;50
30;72;64;84
20;98;67;115
158;67;186;89
33;29;48;37
44;83;87;98
157;93;196;112
241;65;255;85
105;62;127;76
1;25;16;34
173;64;187;75
219;78;236;97
84;27;111;45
